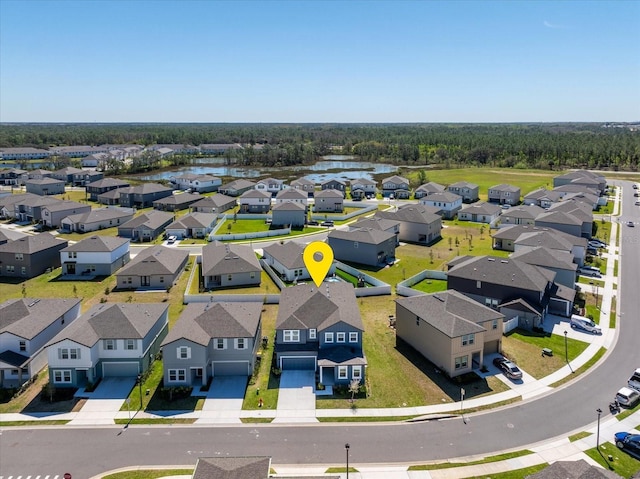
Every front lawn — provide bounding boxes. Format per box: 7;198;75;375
584;442;640;478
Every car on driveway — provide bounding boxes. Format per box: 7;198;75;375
570;315;602;334
578;266;602;277
615;432;640;460
588;240;606;249
167;235;178;244
493;357;523;380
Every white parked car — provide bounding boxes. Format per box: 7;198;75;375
578;266;601;277
570;315;602;334
616;387;640;408
167;235;178;244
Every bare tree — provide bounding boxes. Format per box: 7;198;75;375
349;379;361;403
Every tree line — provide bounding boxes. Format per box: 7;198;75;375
1;123;638;170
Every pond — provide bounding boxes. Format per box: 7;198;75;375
134;155;398;183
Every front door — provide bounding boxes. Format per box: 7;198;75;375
141;276;150;287
66;263;76;274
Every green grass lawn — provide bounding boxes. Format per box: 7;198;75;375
461;464;547;479
584;442;640;478
409;450;534;471
502;329;589;379
411;278;448;294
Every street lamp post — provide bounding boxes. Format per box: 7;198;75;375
596;408;603;450
564;330;568;364
137;374;143;410
345;443;350;479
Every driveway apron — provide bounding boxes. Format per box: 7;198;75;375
69;377;137;425
273;370;317;423
196;376;247;424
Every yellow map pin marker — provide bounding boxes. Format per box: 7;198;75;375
303;241;334;287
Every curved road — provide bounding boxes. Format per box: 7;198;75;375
2;182;640;477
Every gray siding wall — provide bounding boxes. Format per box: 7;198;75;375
271;210;306;227
534;221;582;238
163;339;208;387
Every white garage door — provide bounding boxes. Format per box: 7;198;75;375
213;362;249;376
102;362;140;377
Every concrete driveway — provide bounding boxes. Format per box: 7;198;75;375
196;376;247;424
273;370;317;423
69;377;137;425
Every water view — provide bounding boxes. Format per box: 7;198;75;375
135;155;398;182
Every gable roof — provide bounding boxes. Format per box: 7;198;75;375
415;182;445;193
382;175;409;185
48;303;168;347
328;227;396;245
41;200;88;213
153;192;201;206
277;283;363;331
447;255;553;292
167;212;216;229
220;179;256;191
240;189;272;200
535;210;583;226
191;194;236;209
314;189;344;199
276;188;308;200
375;204;441;224
25;177;64;186
61;235;129;253
272;201;306;212
118;245;188;276
62;207;134;225
501;204;545;219
396;290;502;338
123;183;173;195
192;456;271;479
202;242;261;276
489;183;520;192
119;210;174;229
448;181;478;189
0;233;67;254
262;241;307;269
510;246;577;271
422;191;462;203
291;177;316;187
491;225;587;247
350;217;400;231
459;201;501;215
163;302;262;347
525;459;621;479
350;178;376;186
0;298;81;340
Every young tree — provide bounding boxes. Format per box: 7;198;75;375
349;379;361;403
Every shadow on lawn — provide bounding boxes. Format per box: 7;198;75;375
22;387;84;414
146;384;202;411
395;338;496;401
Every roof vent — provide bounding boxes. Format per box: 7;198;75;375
488;258;495;262
501;260;508;263
28;299;41;307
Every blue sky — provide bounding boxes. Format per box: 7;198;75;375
1;0;639;122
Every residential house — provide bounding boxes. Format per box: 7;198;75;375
522;188;564;208
190;194;236;214
534;210;584;238
191;457;282;479
499;204;544;226
544;199;594;238
375;204;442;244
161;301;263;386
527;459;622;479
170;173;221;193
0;233;68;278
447;255;558;328
50;166;84;184
275;283;366;385
51;146;108;158
271;201;307;227
313;189;344;213
320;179;347;198
80;152;109;168
290;177;316;197
553;170;606;194
349;178;377;200
349;217;400;244
275;188;308;206
395;290;504;378
41;201;91;228
419;191;463;219
85;178;130;201
0;168;27;186
414;182;445;199
153;192;201;212
0;147;51;161
198;143;243;155
0;193;38;219
218;179;256;197
10;195;59;223
487;184;521;206
0;298;82;388
46;303;168;387
239;190;272;213
165;212;217;239
447;181;479;203
96;188;125;205
263;241;336;283
60;207;135;233
117;210;174;242
71;170;103;187
119;183;174;208
201;242;262;290
255;177;287;197
510;246;577;288
59;233;129;275
25;169;53;180
25;178;65;196
149;144;198;155
457;201;501;224
328;228;396;267
0;228;27;245
116;245;188;290
381;175;410;198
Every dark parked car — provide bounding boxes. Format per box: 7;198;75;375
615;432;640;460
493;357;523;380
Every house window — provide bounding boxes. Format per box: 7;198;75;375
492;319;499;330
5;265;14;273
462;334;475;346
236;338;247;350
53;370;72;384
250;272;255;279
69;348;80;360
168;369;186;382
178;346;191;359
59;348;69;359
349;332;358;343
336;332;346;343
215;338;226;350
455;356;469;370
476;280;481;289
283;330;300;342
14;253;23;261
127;277;132;284
338;366;348;379
352;366;362;380
325;332;334;343
309;329;317;340
21;267;26;275
125;339;136;350
227;274;232;282
104;339;116;350
160;276;164;283
69;252;77;259
19;340;26;352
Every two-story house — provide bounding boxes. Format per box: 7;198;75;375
161;302;263;386
46;303;168;388
25;178;65;196
275;188;309;207
239;190;272;213
349;178;377;200
487;184;521;206
170;173;221;193
320;179;347;198
328;228;396;267
375;204;442;244
60;235;130;277
290;177;316;197
255;177;287;197
413;182;445;199
313;189;344;213
381;175;410;199
85;178;130;201
447;181;479;203
419;191;463;220
275;283;366;386
119;183;174;208
0;233;68;278
41;201;91;228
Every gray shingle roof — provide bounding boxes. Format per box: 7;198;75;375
193;456;271;479
501;205;544;219
535;210;582;226
525;459;621;479
61;235;129;253
220;179;256;191
328;227;395;245
314;189;343;199
277;283;363;331
447;255;553;292
510;246;576;271
240;189;272;200
262;241;306;269
86;178;129;188
119;210;174;229
118;245;188;276
25;178;64;186
276;188;308;200
191;194;236;209
202;242;261;276
448;181;478;189
63;207;133;225
125;183;173;195
0;233;67;254
382;175;409;185
153;192;201;206
48;303;168;347
167;212;216;229
422;191;462;203
350;217;400;231
396;290;502;338
489;183;520;193
42;200;87;213
163;302;262;347
415;182;445;193
272;201;305;211
459;201;501;215
0;298;81;340
375;204;441;224
491;225;587;247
